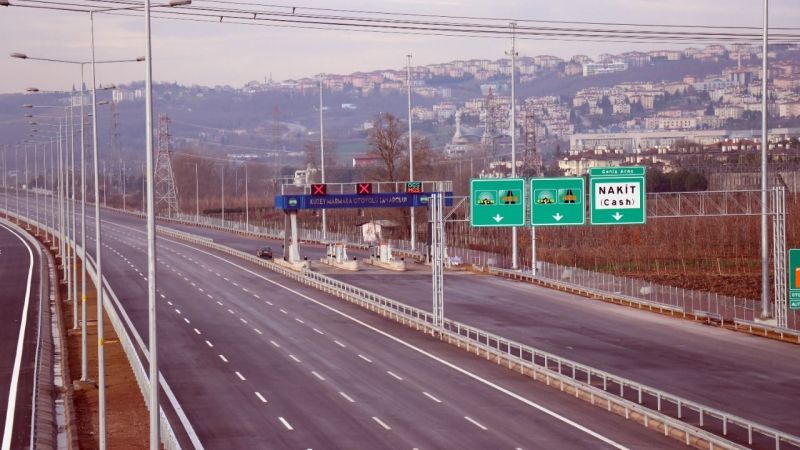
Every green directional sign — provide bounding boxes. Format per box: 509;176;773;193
790;249;800;310
531;177;585;226
589;166;646;225
470;178;525;227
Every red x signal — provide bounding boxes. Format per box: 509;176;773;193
356;183;373;195
311;184;327;196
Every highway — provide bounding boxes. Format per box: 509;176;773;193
4;196;680;448
152;208;800;437
0;219;41;450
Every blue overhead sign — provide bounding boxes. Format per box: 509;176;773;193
275;192;453;210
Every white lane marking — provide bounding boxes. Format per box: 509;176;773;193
160;293;166;299
295;318;304;324
215;272;220;277
240;318;248;324
232;282;239;287
279;309;287;315
190;282;196;287
216;301;223;306
207;294;213;299
253;328;263;335
278;417;293;431
423;392;442;403
253;294;260;299
339;392;355;403
198;288;205;293
372;417;391;431
270;340;280;348
265;301;273;306
205;340;214;348
464;416;487;431
194;328;201;335
0;223;34;450
289;354;301;363
386;371;403;381
255;392;267;403
311;371;325;381
242;287;249;293
167;301;173;306
219;355;228;363
223;277;229;281
121;223;629;450
183;318;191;324
313;328;324;335
357;354;372;363
334;340;346;348
227;309;235;315
175;309;181;314
235;371;246;381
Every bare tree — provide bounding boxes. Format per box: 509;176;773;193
367;112;406;182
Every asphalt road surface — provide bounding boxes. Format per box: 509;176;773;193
136;207;800;437
0;220;41;450
3;194;682;449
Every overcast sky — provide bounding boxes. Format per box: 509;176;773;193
1;0;798;94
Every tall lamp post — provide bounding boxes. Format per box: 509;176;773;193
406;54;416;251
506;22;519;270
760;0;771;319
318;74;326;242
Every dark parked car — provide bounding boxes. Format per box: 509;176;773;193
256;246;273;259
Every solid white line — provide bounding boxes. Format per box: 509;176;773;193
289;354;301;363
464;416;487;431
358;354;372;363
255;392;267;403
423;392;442;403
129;223;629;450
205;340;214;348
311;371;325;381
334;340;346;348
0;223;34;450
372;417;391;430
278;417;293;431
270;340;280;348
219;354;228;363
235;371;246;381
386;371;403;381
339;392;355;403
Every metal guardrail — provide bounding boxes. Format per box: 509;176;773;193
5;211;184;450
734;319;800;344
154;226;800;450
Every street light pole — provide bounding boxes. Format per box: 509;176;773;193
509;22;519;270
760;0;771;319
407;54;416;251
80;71;90;383
319;75;326;242
69;96;79;330
195;162;199;222
244;165;249;231
88;12;108;449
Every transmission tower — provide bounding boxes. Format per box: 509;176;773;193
154;113;180;217
522;110;542;177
